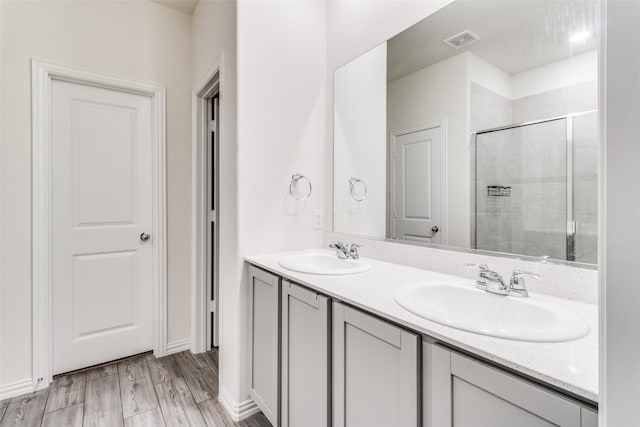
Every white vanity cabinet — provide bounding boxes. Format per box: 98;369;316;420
333;302;420;427
423;342;597;427
248;266;281;426
281;280;331;427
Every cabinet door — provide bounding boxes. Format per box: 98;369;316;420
281;280;330;427
424;342;583;427
248;266;280;426
333;302;419;427
581;407;598;427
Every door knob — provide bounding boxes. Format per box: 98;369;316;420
140;233;150;242
431;226;439;233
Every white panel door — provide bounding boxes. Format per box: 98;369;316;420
393;126;442;244
51;79;154;374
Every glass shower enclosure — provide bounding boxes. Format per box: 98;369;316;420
472;111;597;264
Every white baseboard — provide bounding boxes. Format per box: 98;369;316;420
166;338;191;355
0;378;34;401
218;386;261;422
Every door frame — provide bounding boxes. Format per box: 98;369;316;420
389;121;448;245
31;60;167;388
191;55;223;353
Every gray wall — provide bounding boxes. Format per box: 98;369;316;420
602;0;640;425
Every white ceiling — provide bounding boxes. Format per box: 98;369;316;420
151;0;199;14
387;0;598;81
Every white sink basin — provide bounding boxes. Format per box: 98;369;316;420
393;280;589;342
279;251;372;275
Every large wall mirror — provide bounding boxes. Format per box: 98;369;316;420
333;0;598;266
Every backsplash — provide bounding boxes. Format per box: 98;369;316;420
325;232;598;305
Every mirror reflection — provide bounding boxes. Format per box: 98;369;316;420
333;0;598;265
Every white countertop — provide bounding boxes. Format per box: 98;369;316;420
245;250;599;403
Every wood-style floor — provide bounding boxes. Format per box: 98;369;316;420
0;349;271;427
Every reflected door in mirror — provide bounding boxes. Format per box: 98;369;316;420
392;125;442;244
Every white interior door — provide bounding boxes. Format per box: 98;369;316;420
51;79;154;374
392;126;442;244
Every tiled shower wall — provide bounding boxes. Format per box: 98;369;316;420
572;112;598;263
470;84;514;254
470;81;598;264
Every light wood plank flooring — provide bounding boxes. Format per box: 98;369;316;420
0;349;271;427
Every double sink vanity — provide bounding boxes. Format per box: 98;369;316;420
246;245;598;427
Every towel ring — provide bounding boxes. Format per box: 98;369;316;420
349;177;367;202
289;173;312;201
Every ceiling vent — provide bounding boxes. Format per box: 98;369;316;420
443;30;481;49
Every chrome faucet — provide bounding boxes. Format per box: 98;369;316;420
329;241;361;260
465;264;541;297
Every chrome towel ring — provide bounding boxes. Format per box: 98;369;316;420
349;177;367;202
289;173;312;201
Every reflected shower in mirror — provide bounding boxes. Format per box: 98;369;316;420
333;0;598;266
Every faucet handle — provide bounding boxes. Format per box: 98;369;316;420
511;269;542;280
464;263;489;271
465;263;490;290
329;241;348;259
508;270;541;298
348;243;361;259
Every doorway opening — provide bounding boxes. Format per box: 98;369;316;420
192;59;223;354
206;92;220;349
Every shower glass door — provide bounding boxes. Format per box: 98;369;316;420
473;113;596;263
